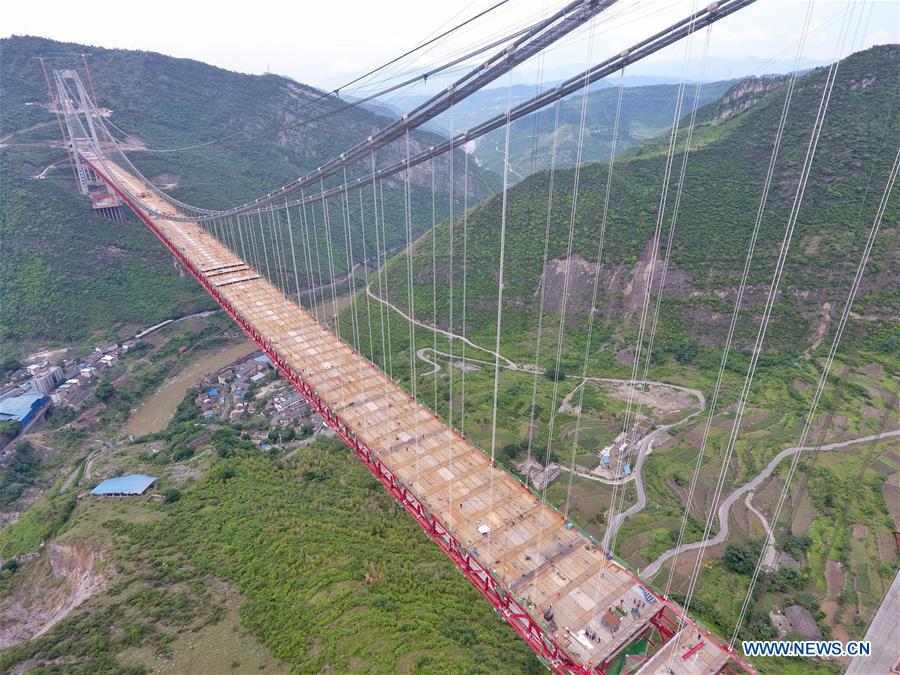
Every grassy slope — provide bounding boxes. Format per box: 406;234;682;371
0;438;541;673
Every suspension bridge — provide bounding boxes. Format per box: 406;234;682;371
40;0;899;672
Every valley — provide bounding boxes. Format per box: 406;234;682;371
0;10;897;675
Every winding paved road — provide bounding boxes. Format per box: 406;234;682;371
366;284;518;368
642;429;900;578
416;347;442;376
744;491;778;570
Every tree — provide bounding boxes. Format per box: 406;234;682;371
674;340;700;365
724;542;758;575
544;366;566;382
1;356;22;377
161;487;181;503
783;534;812;558
0;420;21;438
770;566;808;592
95;380;116;402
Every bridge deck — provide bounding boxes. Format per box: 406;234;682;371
83;152;745;674
635;629;731;674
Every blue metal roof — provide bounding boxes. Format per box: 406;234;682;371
0;392;46;422
91;474;157;495
252;355;271;365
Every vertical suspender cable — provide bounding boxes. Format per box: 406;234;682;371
403;130;422;485
663;0;814;604
486;69;516;558
341;168;361;351
358;188;376;361
301;188;325;322
295;202;316;317
460;151;469;433
273;208;291;295
236;214;250;267
447;107;457;527
731;143;899;647
283;200;304;307
248;212;263;275
565;65;626;519
256;210;272;283
379;179;395;380
528;99;562;605
679;3;852;635
488;70;515;468
267;209;284;292
372;152;391;374
320;182;342;336
431;158;440;412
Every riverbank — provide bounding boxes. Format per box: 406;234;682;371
125;340;257;437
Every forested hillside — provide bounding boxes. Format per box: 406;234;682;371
368;45;899;368
470;79;735;175
0;35;496;347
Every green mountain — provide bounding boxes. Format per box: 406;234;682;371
470;79;736;176
0;35;495;348
366;45;899;368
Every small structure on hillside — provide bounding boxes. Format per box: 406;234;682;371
515;457;542;477
783;605;823;640
513;457;561;490
91;474;157;496
769;611;792;637
0;391;47;425
531;463;561;491
775;551;801;568
631;418;653;440
30;365;64;395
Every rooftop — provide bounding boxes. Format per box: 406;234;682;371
0;391;46;422
784;605;823;640
91;474;157;496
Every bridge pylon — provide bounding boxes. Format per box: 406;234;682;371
51;68;125;221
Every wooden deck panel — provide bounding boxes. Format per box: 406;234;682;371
88;155;741;674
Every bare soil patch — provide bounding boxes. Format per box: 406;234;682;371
0;541;110;650
883;473;900;530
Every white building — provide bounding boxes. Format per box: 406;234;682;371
31;366;64;394
99;354;118;368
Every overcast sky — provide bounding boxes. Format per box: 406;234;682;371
3;0;897;94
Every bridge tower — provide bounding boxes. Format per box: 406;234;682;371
52;68;125;222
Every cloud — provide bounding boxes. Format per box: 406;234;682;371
861;29;894;49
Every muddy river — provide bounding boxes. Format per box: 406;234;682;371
125;340;257;437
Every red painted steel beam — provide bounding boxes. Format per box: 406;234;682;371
682;641;706;661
